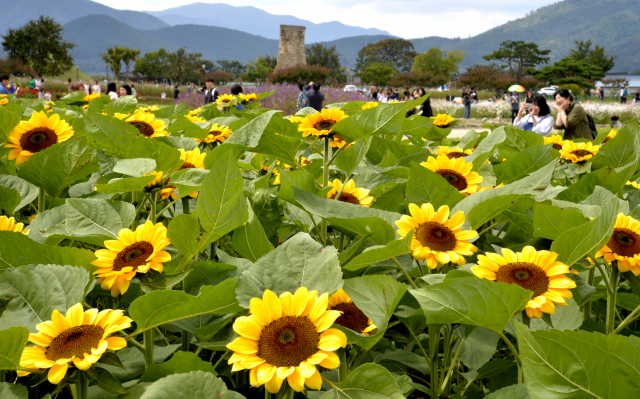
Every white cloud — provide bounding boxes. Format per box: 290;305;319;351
91;0;558;38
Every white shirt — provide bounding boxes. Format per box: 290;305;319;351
513;114;554;136
108;91;118;101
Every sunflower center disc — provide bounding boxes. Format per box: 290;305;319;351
332;302;370;333
315;121;335;131
257;315;320;368
20;127;58;153
415;221;457;252
436;169;468;191
46;325;105;361
181;162;196;170
553;144;563;150
113;241;155;271
329;192;360;205
446;152;467;159
608;228;640;257
128;121;155;137
571;150;592;157
495;262;549;298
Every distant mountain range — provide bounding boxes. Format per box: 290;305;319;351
145;3;392;43
1;0;639;75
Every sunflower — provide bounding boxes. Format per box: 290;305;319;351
300;157;311;166
543;135;566;150
298;109;348;137
227;288;346;394
272;169;282;185
143;171;177;200
396;203;478;269
43;102;54;110
188;107;203;116
0;216;29;235
124;110;168;138
288;116;306;124
362;102;379;110
178;148;206;198
216;94;238;108
431;114;455;127
471;246;576;318
329;134;351;149
113;112;131;120
477;183;504;192
328;289;376;335
435;146;472;159
327;179;373;207
84;92;101;102
197;123;232;144
18;303;131;384
421;155;483;195
603;129;617;144
626;181;640;190
239;93;258;102
0;98;9;106
92;220;171;296
277;160;292;170
5;111;74;165
388;99;399;104
186;114;206;123
139;105;159;113
82;104;89;111
559;141;600;163
595;213;640;275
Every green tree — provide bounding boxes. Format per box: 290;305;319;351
1;16;75;76
569;40;615;74
166;48;211;84
527;57;604;93
356;39;417;73
216;60;246;78
412;48;464;77
100;46;124;80
121;47;141;81
305;43;346;82
133;48;171;81
483;40;550;82
359;63;396;87
241;55;274;83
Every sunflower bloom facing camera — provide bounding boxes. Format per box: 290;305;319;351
431;114;455;127
595;213;640;275
328;289;376;335
298;109;348;137
327;179;373;207
216;94;237;108
559;141;600;163
227;288;346;394
421;155;483;195
124;110;167;138
0;216;29;235
198;123;232;144
471;246;576;318
92;220;171;296
396;203;478;269
18;303;131;384
5;111;74;165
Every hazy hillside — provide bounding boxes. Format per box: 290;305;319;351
63;15;279;73
0;0;168;31
146;2;392;43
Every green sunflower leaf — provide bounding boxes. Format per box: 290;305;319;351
410;277;531;333
485;384;530;399
591;122;640;170
0;107;21;142
343;233;413;272
318;363;405;399
138;370;227;399
467;194;526;230
231;205;274;262
0;265;91;332
514;320;640;398
0;381;28;398
95;175;156;194
0;186;20;215
533;203;590;240
235;232;342;308
169;169;209;198
0;327;29;370
336;136;372;177
493;145;554;185
139;351;217;383
0;174;38;213
406;162;466;211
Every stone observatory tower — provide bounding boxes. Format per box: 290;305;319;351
275;25;307;71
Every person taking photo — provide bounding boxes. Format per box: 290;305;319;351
513;95;554;136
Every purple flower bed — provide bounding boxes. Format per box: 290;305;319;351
177;84;364;115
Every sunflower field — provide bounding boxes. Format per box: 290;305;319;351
0;89;639;399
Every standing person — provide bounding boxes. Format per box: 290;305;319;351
297;83;307;110
230;83;245;110
131;84;137;98
0;74;9;95
462;87;472;119
161;92;166;102
91;80;101;94
621;86;628;104
553;89;593;140
363;86;376;100
107;82;118;100
633;93;640;105
510;92;520;123
305;83;325;111
513;95;554;136
66;78;73;92
28;76;35;90
203;78;218;104
173;85;180;101
598;87;604;103
84;80;90;94
525;89;534;105
36;78;44;99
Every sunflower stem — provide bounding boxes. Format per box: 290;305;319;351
415;260;425;277
155;197;179;219
72;371;89;399
182;197;190;215
606;262;620;335
213;350;230;370
37;188;45;213
428;325;441;399
275;383;294;399
521;311;532;329
614;302;640;334
583;268;595;321
148;193;157;224
478;221;500;237
594;261;614;296
497;331;523;383
143;329;154;369
131;195;149;229
320;138;330;245
440;334;467;394
338;349;348;383
391;257;418;289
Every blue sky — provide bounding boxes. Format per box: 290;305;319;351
92;0;560;38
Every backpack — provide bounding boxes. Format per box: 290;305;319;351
583;112;598;140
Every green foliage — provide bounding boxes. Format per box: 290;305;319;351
358;63;396;86
269;64;333;85
483;40;551;82
241;54;275;83
528;57;604;91
356;38;417;73
412;48;464;76
306;43;346;83
569;39;616;74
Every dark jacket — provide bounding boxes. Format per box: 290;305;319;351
305;90;325;111
406;97;433;118
204;88;219;104
555;102;593;140
174;87;180;99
